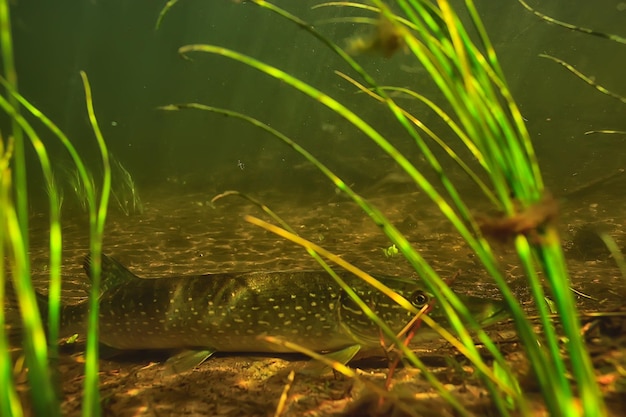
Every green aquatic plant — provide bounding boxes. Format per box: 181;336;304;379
0;136;22;417
383;243;399;258
0;1;112;416
54;153;142;216
60;161;94;212
0;1;60;413
110;154;143;216
160;0;606;415
0;0;612;416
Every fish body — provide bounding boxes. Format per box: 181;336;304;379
60;255;504;356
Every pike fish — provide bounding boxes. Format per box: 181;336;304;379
55;254;506;369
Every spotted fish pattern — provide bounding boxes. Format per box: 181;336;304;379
58;255;504;355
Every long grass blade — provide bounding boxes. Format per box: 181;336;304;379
3;185;59;416
0;137;23;417
0;97;62;417
155;0;181;30
0;0;26;245
0;87;64;394
79;71;111;417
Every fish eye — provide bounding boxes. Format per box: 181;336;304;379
410;290;430;308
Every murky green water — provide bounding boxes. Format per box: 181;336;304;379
5;1;626;415
8;0;625;197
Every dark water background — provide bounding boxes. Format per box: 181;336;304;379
3;0;625;295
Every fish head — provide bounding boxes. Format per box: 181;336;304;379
338;275;508;347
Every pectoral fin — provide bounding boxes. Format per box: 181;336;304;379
163;349;216;376
299;344;362;376
98;344;125;359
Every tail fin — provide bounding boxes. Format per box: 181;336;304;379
82;253;140;292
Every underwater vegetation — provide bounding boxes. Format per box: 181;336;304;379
0;1;624;417
47;154;142;216
157;1;624;416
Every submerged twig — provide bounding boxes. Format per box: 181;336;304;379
518;0;626;44
273;370;295;417
540;54;626;105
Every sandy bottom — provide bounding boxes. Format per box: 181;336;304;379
8;180;626;416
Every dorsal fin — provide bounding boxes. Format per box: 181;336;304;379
82;254;141;292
